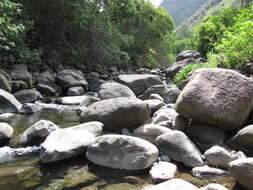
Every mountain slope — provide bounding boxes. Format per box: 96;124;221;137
159;0;208;26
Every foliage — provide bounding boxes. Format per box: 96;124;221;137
15;0;173;70
0;0;40;65
173;62;217;84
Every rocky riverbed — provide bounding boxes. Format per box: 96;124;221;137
0;51;253;190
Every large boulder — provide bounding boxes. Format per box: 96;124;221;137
55;70;88;90
230;125;253;154
228;158;253;190
143;178;199;190
80;97;150;131
86;134;159;170
40;122;103;163
18;120;59;146
11;64;33;88
0;70;12;92
0;89;22;113
156;130;204;167
175;68;253;131
14;89;42;104
186;122;227;151
0;123;13;145
117;74;163;96
177;50;201;61
98;82;136;100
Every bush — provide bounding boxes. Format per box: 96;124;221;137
173;62;217;84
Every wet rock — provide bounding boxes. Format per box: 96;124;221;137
143;99;165;116
86;134;159;170
98;82;135;100
80;97;150;131
117;74;163;96
40;121;103;163
0;89;22;114
139;85;165;100
0;123;13;145
133;124;172;143
19;103;41;114
56;69;88;90
11;64;33;88
175;68;253;131
191;166;228;179
228;158;253;190
19;120;59;146
143;178;199;190
67;87;85;96
200;184;229;190
0;70;12;92
149;162;178;183
204;146;246;168
177;50;201;61
156;130;204;167
186;122;227;152
14;89;42;104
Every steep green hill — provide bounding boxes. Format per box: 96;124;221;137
159;0;208;26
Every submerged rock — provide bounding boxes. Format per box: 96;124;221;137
175;68;253;131
86;134;159;170
40;122;103;163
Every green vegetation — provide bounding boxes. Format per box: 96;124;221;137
1;0;174;70
173;62;217;84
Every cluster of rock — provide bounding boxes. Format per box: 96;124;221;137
0;51;253;189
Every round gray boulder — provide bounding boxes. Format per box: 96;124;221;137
86;134;159;170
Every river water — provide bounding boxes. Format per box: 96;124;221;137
0;108;245;190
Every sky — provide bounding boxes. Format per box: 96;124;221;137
149;0;163;7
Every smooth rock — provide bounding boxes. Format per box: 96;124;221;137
192;166;228;179
143;99;165;116
0;123;13;145
204;146;245;168
139;85;165;100
80;97;150;131
200;184;229;190
156;130;204;167
175;68;253;131
98;82;136;100
37;83;60;96
85;77;105;92
133;124;172;143
14;89;42;104
177;50;201;61
19;103;41;114
19;120;59;146
149;162;178;183
143;178;199;190
0;89;22;113
67;87;85;96
56;69;88;89
152;107;178;128
117;74;163;96
86;134;159;170
186;122;227;151
80;96;101;107
149;94;164;102
228;158;253;190
40;122;103;163
164;83;181;104
57;96;90;105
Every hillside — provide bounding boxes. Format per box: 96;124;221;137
181;0;241;29
159;0;208;26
